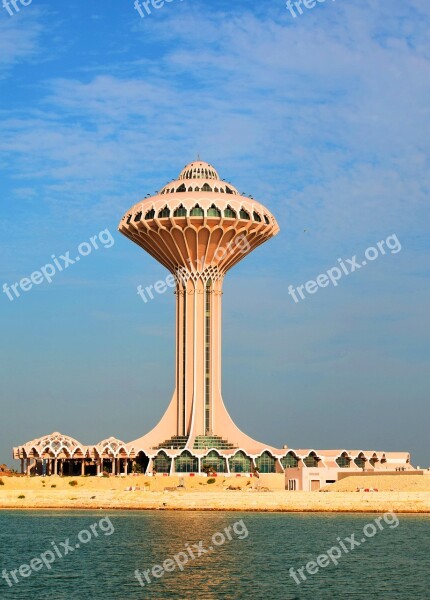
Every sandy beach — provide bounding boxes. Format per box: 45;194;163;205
1;474;430;513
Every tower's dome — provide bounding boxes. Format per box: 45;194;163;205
178;161;220;181
119;160;279;275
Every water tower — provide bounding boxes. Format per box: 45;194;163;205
119;161;279;453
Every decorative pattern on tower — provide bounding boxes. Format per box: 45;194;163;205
118;160;280;455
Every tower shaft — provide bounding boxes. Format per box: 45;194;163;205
175;273;224;438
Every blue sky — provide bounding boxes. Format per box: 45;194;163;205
0;0;429;466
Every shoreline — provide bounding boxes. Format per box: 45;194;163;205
2;475;430;513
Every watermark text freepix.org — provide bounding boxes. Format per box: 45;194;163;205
134;0;183;19
2;517;114;588
286;0;336;19
288;233;401;304
136;233;250;304
2;0;32;17
135;519;248;586
2;228;115;302
289;512;399;585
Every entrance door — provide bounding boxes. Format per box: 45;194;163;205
310;479;320;491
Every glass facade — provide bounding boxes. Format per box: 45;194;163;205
255;451;276;473
174;451;198;473
174;205;187;217
190;205;204;216
207;205;221;217
354;456;366;469
153;451;171;473
224;207;236;218
229;451;252;473
158;207;170;218
303;454;319;468
281;452;299;469
336;454;351;468
201;451;227;473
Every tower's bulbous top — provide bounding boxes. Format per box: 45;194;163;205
119;160;279;276
178;161;219;181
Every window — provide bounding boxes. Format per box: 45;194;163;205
214;187;219;192
190;205;204;217
174;205;187;217
288;479;297;491
253;211;262;222
158;207;170;218
201;451;226;473
207;204;221;217
354;456;366;469
225;186;233;194
126;214;132;224
174;451;198;473
281;452;299;469
336;453;351;468
239;208;250;220
229;451;252;473
264;215;270;225
176;184;186;192
303;453;319;468
188;186;193;191
145;209;155;220
255;451;276;473
134;211;142;222
153;452;171;473
224;206;236;219
202;183;212;192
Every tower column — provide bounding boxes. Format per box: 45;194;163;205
175;273;224;440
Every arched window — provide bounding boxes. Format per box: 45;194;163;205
202;183;212;192
303;453;320;468
135;451;149;474
239;208;250;220
220;188;225;193
281;452;299;469
255;451;276;473
264;215;270;225
225;186;233;194
134;211;142;222
153;451;171;473
214;187;219;192
158;207;170;218
336;453;351;468
176;184;186;192
174;451;198;473
126;214;132;224
145;209;155;220
207;204;221;217
174;205;187;217
224;206;236;218
190;205;204;217
354;454;366;469
188;186;193;191
228;451;252;473
253;211;262;222
201;451;227;473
